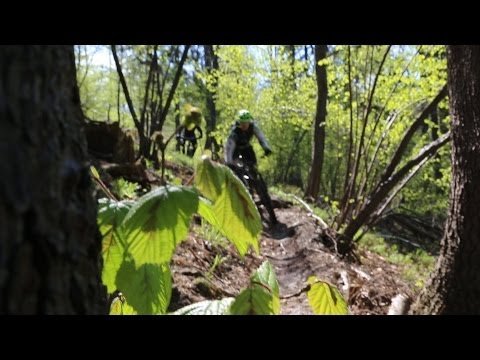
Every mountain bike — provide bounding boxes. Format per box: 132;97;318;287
230;155;278;226
177;135;200;157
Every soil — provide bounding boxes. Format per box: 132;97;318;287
98;157;420;315
168;204;418;315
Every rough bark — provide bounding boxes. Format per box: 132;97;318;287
412;46;480;314
0;46;107;314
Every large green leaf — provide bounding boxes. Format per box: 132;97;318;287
229;261;280;315
172;298;234;315
195;157;261;256
97;199;132;293
115;259;172;315
307;276;349;315
195;156;224;201
122;186;199;265
197;197;220;228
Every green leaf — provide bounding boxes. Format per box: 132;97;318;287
97;199;132;293
122;186;199;265
172;298;235;315
197;197;220;228
195;156;224;201
195;157;261;256
229;286;275;315
251;260;280;304
251;261;280;294
229;261;280;315
115;259;172;315
307;276;349;315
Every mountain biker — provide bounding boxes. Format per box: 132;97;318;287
224;109;272;168
224;109;278;226
176;105;203;156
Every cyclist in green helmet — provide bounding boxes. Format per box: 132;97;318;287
224;109;272;167
224;109;278;226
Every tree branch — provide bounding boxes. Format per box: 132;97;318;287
342;131;450;241
111;45;140;130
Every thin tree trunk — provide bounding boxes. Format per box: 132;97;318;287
0;46;106;314
338;46;391;227
111;45;150;158
342;46;355;200
412;46;480;314
342;132;450;243
377;85;447;189
117;76;121;124
305;45;328;200
203;45;220;157
157;45;190;132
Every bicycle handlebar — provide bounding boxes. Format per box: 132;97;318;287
177;135;202;141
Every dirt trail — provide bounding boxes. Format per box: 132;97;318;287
169;201;417;315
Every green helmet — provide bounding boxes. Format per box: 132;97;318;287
237;109;253;123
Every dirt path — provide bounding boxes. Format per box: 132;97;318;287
170;203;417;314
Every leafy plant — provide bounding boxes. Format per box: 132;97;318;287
229;261;281;315
112;178;139;199
98;156;262;315
195;157;261;256
205;254;226;281
171;261;349;315
307;276;349;315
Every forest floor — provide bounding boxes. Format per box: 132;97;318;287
168;202;418;315
98;155;424;315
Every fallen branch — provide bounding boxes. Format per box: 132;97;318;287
376;233;423;249
291;195;328;229
280;284;311;299
350;266;372;281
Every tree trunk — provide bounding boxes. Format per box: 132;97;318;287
203;45;220;158
0;46;107;314
412;46;480;314
305;45;327;200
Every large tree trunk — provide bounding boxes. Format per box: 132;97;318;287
0;46;107;314
305;45;328;200
412;46;480;314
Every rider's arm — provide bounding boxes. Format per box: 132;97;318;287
252;122;272;152
196;126;203;139
224;134;236;164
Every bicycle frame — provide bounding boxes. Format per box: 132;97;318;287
177;135;199;157
231;155;278;225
